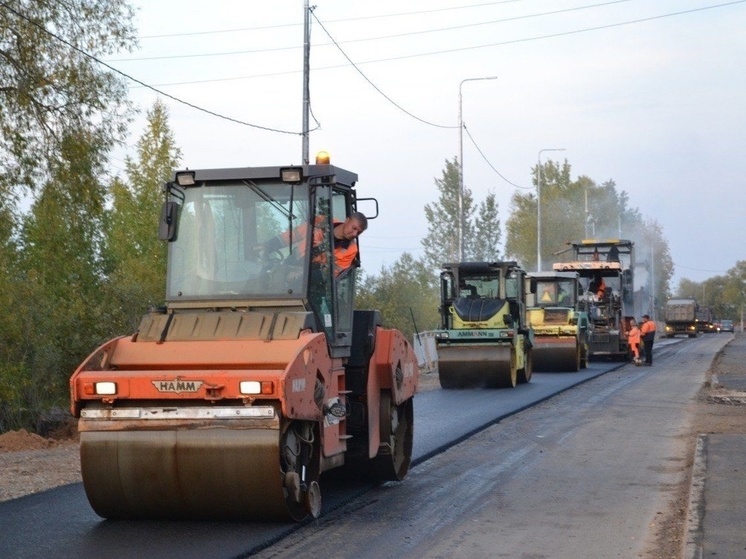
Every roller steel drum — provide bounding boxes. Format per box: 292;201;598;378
437;344;516;389
532;338;581;372
80;428;301;521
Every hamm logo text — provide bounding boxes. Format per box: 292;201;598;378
152;379;204;393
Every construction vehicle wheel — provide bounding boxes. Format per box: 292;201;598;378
517;348;533;384
369;390;413;481
281;420;322;520
571;342;582;372
580;343;589;369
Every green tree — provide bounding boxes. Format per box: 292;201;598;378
676;261;746;321
633;218;674;317
0;3;137;429
0;1;136;195
504;158;574;271
4;130;111;430
472;190;501;261
421;157;501;269
504;159;673;308
0;201;27;430
422;158;471;269
104;100;182;334
356;253;440;339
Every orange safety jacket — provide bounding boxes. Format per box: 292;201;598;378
596;277;606;298
628;325;641;346
640;319;656;340
271;218;358;277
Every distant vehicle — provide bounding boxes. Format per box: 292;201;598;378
718;319;734;333
664;298;698;338
696;306;714;334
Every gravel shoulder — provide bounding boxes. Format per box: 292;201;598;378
0;430;81;502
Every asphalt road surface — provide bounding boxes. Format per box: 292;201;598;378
0;335;722;559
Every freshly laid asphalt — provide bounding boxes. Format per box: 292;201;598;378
685;331;746;559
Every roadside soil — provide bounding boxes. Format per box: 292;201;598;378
0;340;743;559
0;423;81;502
643;334;746;559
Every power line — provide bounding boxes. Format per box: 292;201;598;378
332;0;746;69
136;1;746;89
462;124;530;190
114;0;633;62
0;1;304;136
311;11;457;129
137;0;526;40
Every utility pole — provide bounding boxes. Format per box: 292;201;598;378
458;76;496;260
301;0;311;164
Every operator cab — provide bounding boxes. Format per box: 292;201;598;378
159;161;369;358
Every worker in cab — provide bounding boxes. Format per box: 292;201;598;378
326;212;367;276
557;285;570;305
258;212;368;277
589;274;606;299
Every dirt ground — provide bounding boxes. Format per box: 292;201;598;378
0;427;81;502
0;345;743;559
644;336;746;559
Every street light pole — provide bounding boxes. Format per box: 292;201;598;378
536;148;565;271
458;76;496;260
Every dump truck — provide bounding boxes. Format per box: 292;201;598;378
526;271;590;372
434;261;534;389
664;298;698;338
696;305;715;333
70;159;418;522
553;239;636;360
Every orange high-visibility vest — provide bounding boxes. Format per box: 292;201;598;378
276;218;358;276
640;320;656;336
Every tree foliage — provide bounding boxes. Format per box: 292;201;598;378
676;261;746;321
0;0;136;193
105;100;181;333
0;1;136;431
356;253;440;339
421;157;502;270
504;159;674;313
1;129;111;430
504;159;574;271
421;158;470;269
472;190;501;261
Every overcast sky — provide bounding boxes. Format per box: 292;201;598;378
109;0;746;288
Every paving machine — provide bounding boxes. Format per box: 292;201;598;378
526;271;590;372
553;239;635;360
434;261;534;389
70;159;418;522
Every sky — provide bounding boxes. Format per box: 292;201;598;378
107;0;746;289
